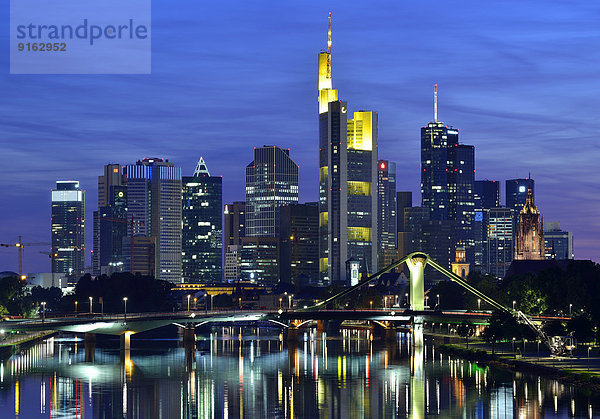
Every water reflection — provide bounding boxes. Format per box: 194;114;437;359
0;328;598;418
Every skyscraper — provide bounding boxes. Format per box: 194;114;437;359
51;181;85;280
544;221;574;260
377;160;397;267
486;207;514;278
514;180;544;260
396;191;413;260
244;146;298;285
245;146;299;238
318;14;378;285
182;158;222;283
125;158;182;283
279;202;319;286
475;180;500;209
93;164;126;276
223;202;245;282
473;180;500;269
420;85;475;268
97;184;127;275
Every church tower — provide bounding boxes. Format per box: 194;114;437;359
514;176;544;260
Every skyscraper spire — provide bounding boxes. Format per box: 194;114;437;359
434;83;438;122
193;157;210;176
327;12;332;54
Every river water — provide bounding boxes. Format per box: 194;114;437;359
0;328;598;418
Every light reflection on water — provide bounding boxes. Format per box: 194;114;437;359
0;328;598;418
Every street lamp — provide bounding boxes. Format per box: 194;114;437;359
512;300;516;311
370;300;373;310
405;293;409;308
288;294;293;309
89;296;93;314
187;295;191;312
211;294;214;311
123;297;128;322
425;296;429;309
437;294;440;307
74;300;78;313
477;298;481;310
238;297;242;310
279;298;283;309
41;301;46;322
537;298;541;315
194;297;197;310
569;304;573;315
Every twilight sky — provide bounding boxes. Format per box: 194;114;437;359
0;1;599;273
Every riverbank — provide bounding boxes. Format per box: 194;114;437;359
0;331;57;359
434;338;600;394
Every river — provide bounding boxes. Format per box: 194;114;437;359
0;327;598;418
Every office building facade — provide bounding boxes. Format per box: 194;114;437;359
125;158;182;283
486;207;514;278
182;158;222;283
93;164;126;276
51;181;85;280
245;146;299;238
544;221;574;260
279;203;319;286
377;160;397;267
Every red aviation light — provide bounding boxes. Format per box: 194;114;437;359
380;162;386;169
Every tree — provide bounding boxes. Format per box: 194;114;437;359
567;314;594;343
456;321;475;347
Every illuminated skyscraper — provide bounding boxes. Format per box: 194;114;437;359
377;160;397;267
182;158;222;283
245;146;299;238
420;85;475;269
51;181;85;280
473;180;500;268
125;158;182;283
514;179;544;260
544;221;574;260
486;207;514;278
93;164;127;276
244;146;298;285
318;14;378;285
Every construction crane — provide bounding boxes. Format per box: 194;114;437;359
0;236;51;278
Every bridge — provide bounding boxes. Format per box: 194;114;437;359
0;252;571;356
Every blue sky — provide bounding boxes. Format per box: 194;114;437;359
1;1;599;272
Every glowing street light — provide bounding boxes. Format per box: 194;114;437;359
425;296;429;309
41;301;46;322
512;300;516;311
211;294;214;311
89;296;93;314
477;298;481;310
436;294;440;307
279;298;283;309
74;300;78;313
370;300;373;310
187;295;191;312
123;297;128;322
569;304;573;315
288;294;293;309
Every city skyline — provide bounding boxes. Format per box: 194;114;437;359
1;2;599;273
